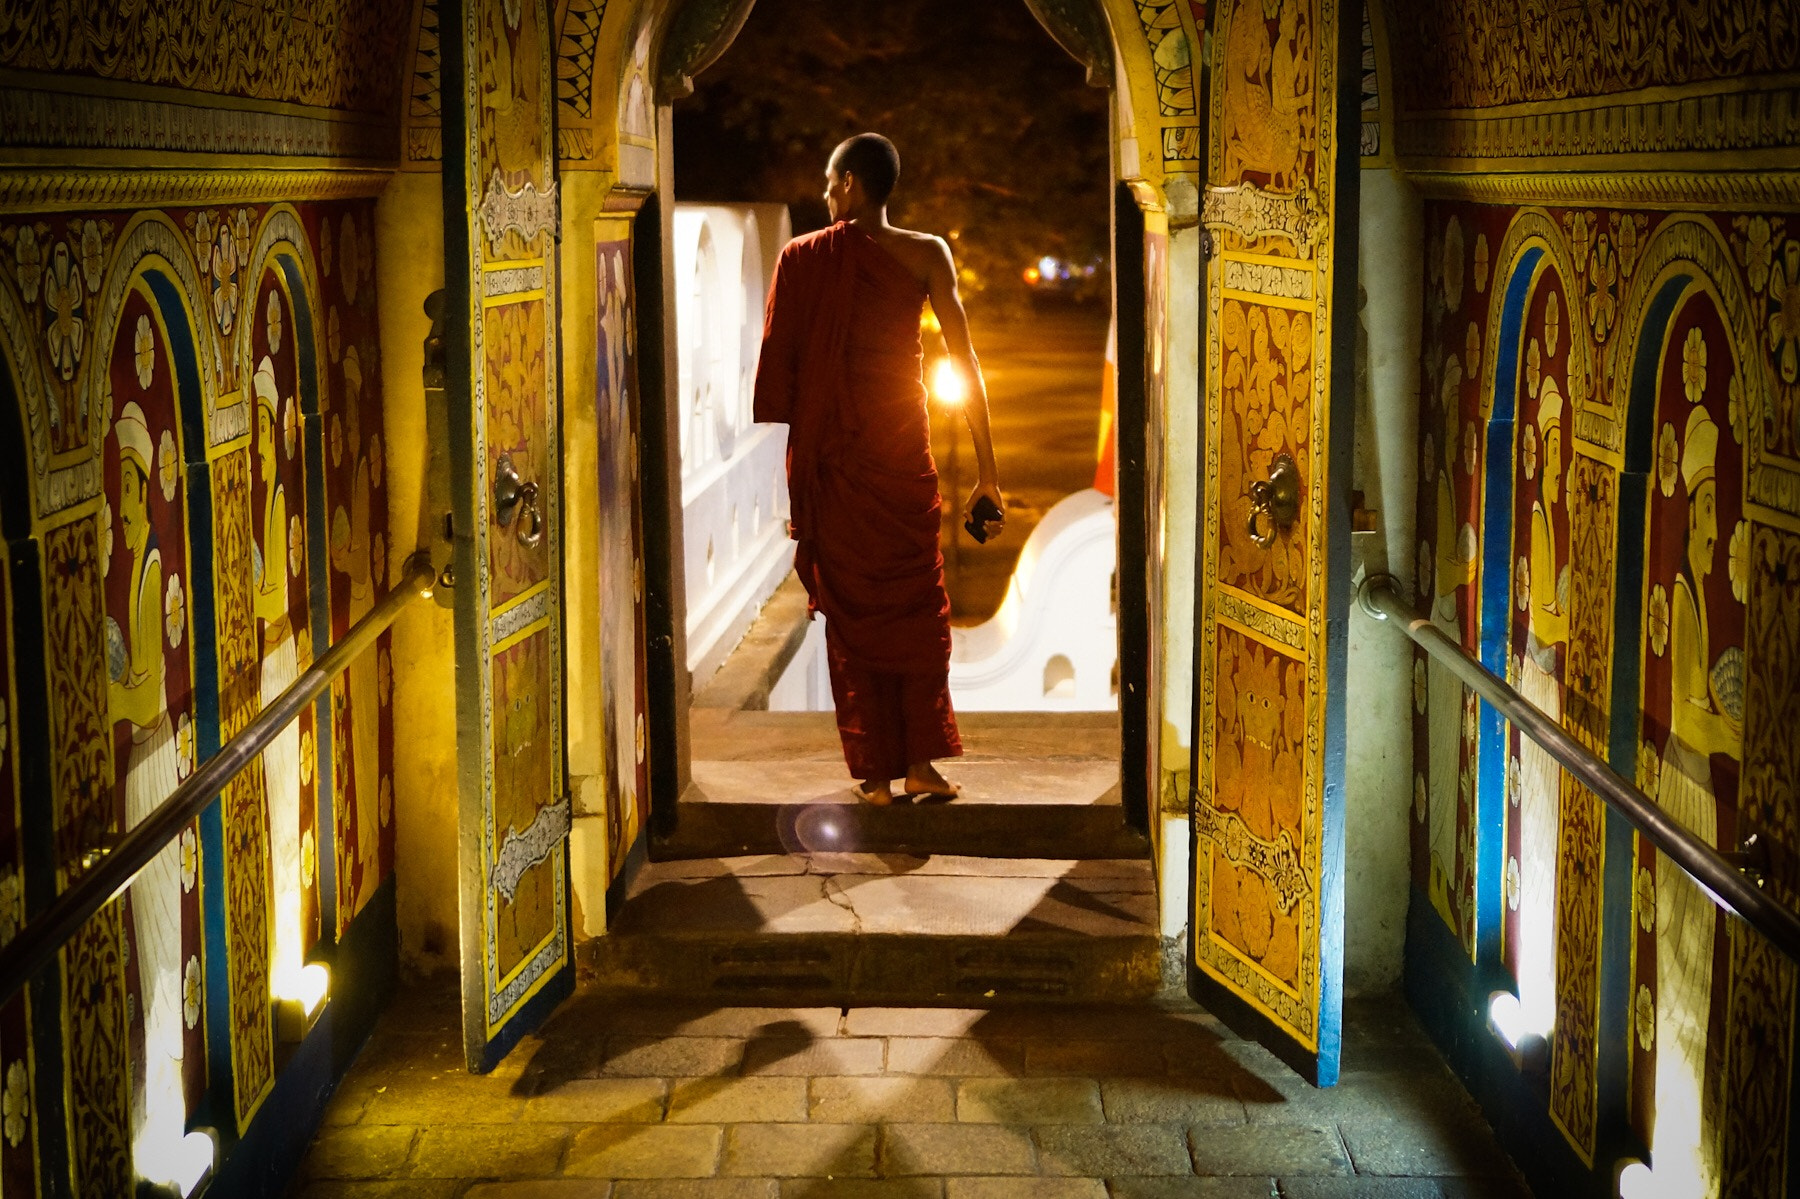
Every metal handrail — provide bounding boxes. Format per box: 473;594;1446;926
1359;574;1800;964
0;552;436;1005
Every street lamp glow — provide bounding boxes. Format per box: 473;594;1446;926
931;358;967;407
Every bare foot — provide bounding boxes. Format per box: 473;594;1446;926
852;780;894;806
903;762;960;800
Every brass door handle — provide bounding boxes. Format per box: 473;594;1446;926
1247;452;1300;550
493;452;545;549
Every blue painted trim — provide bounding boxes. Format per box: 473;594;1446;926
1474;247;1541;980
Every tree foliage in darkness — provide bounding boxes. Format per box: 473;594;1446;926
672;0;1111;310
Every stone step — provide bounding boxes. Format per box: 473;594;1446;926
666;710;1146;860
581;854;1170;1006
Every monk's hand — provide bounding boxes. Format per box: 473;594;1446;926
965;481;1006;541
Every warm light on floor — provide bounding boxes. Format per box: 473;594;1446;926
139;1129;215;1197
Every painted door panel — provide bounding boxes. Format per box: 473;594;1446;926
444;0;572;1072
1189;0;1355;1086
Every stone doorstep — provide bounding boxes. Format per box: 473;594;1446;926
654;802;1150;861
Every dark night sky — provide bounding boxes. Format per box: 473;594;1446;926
671;0;1112;310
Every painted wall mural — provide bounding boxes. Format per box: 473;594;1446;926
0;197;392;1192
595;231;650;883
1410;197;1800;1189
0;562;38;1197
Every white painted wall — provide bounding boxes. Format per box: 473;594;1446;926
1341;167;1424;993
674;203;798;684
949;489;1119;711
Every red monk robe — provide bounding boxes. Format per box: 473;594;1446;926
753;220;962;781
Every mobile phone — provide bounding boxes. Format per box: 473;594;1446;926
964;495;1003;544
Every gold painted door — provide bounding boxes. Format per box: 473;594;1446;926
444;0;572;1071
1190;0;1355;1085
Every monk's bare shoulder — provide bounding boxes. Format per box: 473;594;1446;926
878;228;954;286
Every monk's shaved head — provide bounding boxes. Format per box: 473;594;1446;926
830;133;900;204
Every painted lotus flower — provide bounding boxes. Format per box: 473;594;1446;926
1462;423;1478;477
1416;538;1434;606
1768;239;1800;384
1515;555;1531;612
1682;326;1708;403
1522;423;1538;480
1474;233;1490;295
289;513;304;578
1507;754;1521;808
1441;216;1465;312
378;647;391;706
0;866;19;945
1414;773;1427;821
180;826;197;892
1504;856;1521;911
177;712;195;779
379;775;393;827
266;287;284;356
164;572;186;650
1588;235;1617;343
1656;422;1679;497
232;209;251;272
133;313;155;389
1526;339;1541;399
14;224;42;303
1635;867;1655;932
283;395;299;458
100;497;114;576
373;533;387;587
301;828;316;886
1637;739;1660;795
213;226;238;335
1729;520;1750;604
183;955;201;1029
79;220;105;292
1412;658;1427;714
300;728;315;786
2;1060;26;1147
43;242;85;382
1566;211;1593;272
191;210;216;277
1464;321;1481;379
1743;216;1775;293
158;429;179;501
1648;583;1670;657
1635;984;1655;1051
1545;290;1561;358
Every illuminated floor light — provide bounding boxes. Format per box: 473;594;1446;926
1616;1159;1653;1199
276;963;330;1042
140;1128;215;1197
1486;991;1547;1071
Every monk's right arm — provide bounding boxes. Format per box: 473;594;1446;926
926;241;1004;529
753;248;801;424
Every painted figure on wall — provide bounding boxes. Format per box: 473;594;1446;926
1512;279;1571;1038
1637;289;1748;1197
106;394;190;1175
1426;360;1476;937
253;346;305;990
1221;0;1314;191
330;345;381;919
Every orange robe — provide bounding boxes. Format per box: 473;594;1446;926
754;221;962;779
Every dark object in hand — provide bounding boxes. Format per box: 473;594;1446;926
964;495;1003;544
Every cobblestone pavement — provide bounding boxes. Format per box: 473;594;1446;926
295;985;1530;1199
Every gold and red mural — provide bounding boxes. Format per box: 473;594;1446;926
0;196;393;1190
1411;196;1800;1186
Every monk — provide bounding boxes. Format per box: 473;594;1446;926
754;132;1004;805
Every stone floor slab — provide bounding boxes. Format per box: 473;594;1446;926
956;1078;1104;1124
614;1182;780;1199
744;1036;887;1076
463;1183;615;1199
294;1183;465;1199
779;1181;944;1199
843;1008;988;1038
810;1077;959;1124
1186;1124;1350;1178
669;1077;810;1123
724;1123;879;1178
1102;1181;1278;1199
1032;1125;1193;1176
408;1124;570;1180
304;1125;419;1180
601;1036;747;1078
1100;1079;1245;1126
886;1038;1026;1077
879;1124;1038;1176
564;1125;725;1179
945;1179;1106;1199
1276;1179;1442;1198
1339;1118;1512;1178
522;1078;668;1123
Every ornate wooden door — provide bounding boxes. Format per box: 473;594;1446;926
443;0;572;1071
1190;0;1356;1085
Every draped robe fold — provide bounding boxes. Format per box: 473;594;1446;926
753;221;962;779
